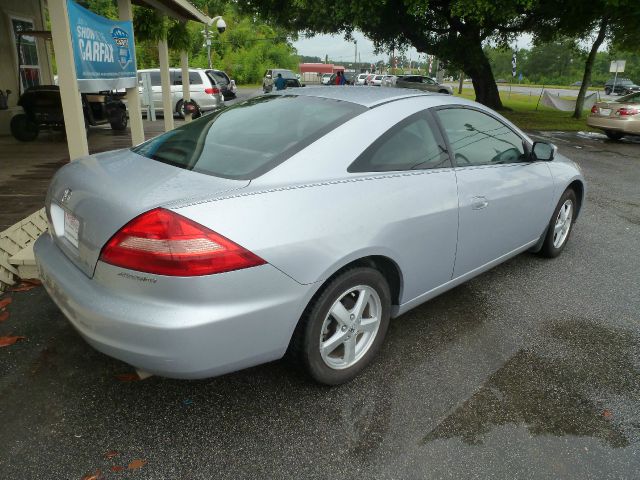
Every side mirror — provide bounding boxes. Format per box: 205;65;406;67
532;141;557;161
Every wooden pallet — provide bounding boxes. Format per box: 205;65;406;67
0;208;48;291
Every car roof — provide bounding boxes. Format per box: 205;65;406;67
274;86;437;108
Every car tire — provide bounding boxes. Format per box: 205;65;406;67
289;267;391;385
539;189;578;258
604;87;612;95
109;109;128;131
176;99;201;119
439;89;450;94
10;114;39;141
175;99;185;119
604;130;624;140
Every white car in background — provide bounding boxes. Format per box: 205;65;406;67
321;73;334;85
371;75;385;86
137;68;224;118
382;75;397;87
356;74;369;85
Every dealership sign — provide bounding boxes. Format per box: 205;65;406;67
67;0;137;91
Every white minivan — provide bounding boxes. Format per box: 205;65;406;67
137;68;224;118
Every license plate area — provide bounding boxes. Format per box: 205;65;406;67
64;210;80;249
599;108;611;116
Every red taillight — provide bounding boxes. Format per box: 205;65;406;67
205;87;220;95
591;105;598;113
617;107;639;116
99;208;265;276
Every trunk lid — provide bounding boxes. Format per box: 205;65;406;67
46;149;249;277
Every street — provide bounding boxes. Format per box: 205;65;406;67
1;131;638;479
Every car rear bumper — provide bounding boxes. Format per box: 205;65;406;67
587;116;640;134
34;233;311;379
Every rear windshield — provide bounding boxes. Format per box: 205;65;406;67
276;70;297;79
131;95;366;180
619;92;640;103
207;70;228;85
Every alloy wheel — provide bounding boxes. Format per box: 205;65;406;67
319;285;382;370
553;200;573;248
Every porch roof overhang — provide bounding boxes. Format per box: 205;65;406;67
132;0;211;23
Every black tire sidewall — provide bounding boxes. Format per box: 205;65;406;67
10;114;38;141
605;130;624;140
541;189;577;258
302;268;391;385
110;109;127;130
175;100;185;119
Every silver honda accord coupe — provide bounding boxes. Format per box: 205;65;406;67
35;87;585;385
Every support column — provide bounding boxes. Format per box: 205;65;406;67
158;38;174;131
48;0;88;160
117;0;145;145
180;51;192;123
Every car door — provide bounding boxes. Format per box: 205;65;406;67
348;110;459;301
434;106;556;278
421;77;438;92
149;71;163;112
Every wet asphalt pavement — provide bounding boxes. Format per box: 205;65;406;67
1;132;639;479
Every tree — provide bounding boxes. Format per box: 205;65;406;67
524;39;585;84
532;1;640;118
241;0;546;109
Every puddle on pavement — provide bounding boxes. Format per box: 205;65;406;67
422;317;640;448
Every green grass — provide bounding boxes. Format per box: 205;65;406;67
454;89;598;132
463;81;584;91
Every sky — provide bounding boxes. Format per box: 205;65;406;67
292;31;534;65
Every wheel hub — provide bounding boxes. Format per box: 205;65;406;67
319;285;382;370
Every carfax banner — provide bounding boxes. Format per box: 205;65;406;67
67;0;137;92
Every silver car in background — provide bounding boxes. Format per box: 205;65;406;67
35;88;585;385
395;75;453;94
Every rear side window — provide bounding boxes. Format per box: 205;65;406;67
349;112;450;172
131;96;366;180
436;108;526;166
149;71;161;86
189;72;203;85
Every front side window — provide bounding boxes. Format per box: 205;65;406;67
422;77;436;85
436;108;527;166
12;18;40;90
132;96;366;180
349;112;450;172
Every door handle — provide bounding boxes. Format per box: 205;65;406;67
471;196;489;210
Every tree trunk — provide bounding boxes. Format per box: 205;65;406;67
573;18;608;119
463;39;503;110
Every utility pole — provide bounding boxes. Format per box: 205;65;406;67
202;25;212;69
354;40;357;72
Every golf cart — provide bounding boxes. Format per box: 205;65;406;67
10;85;128;141
10;29;127;141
